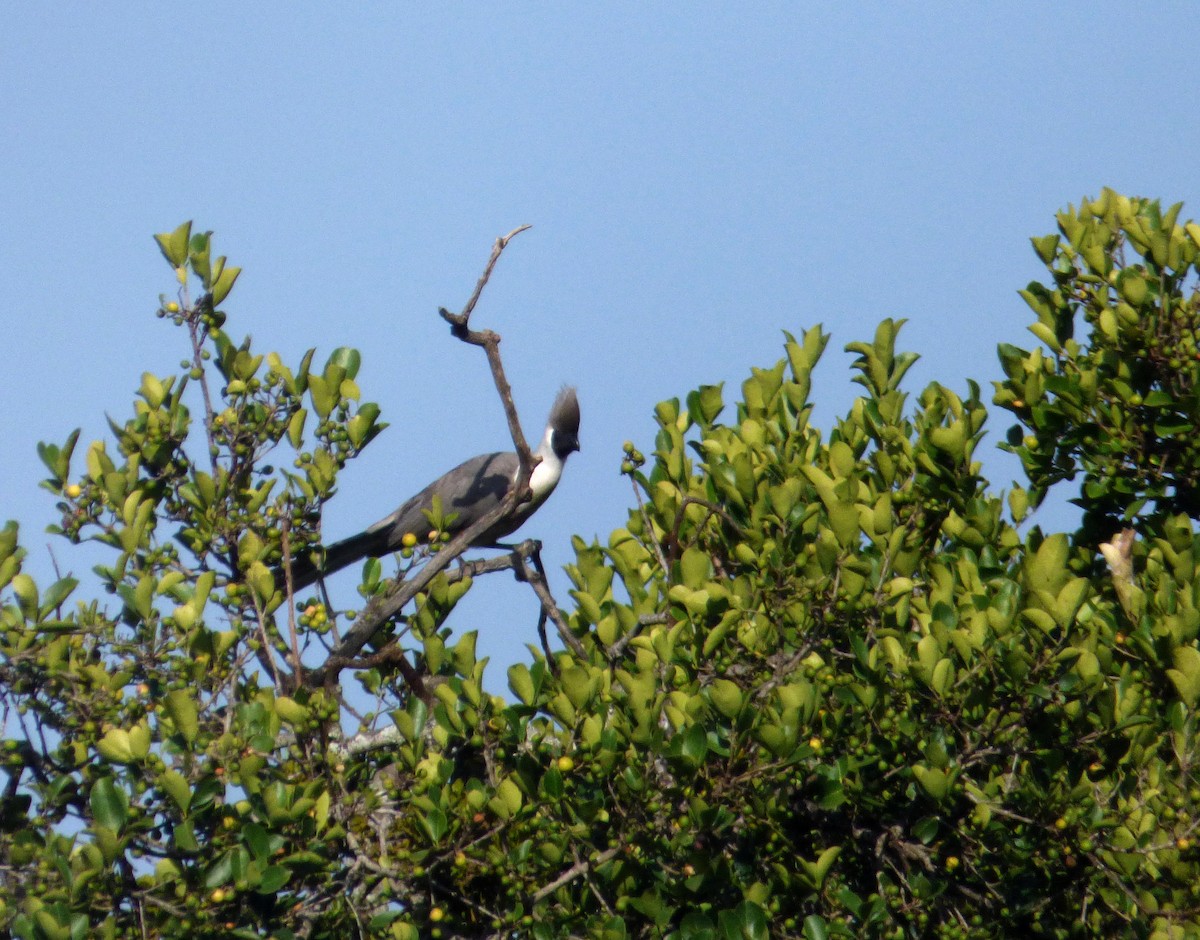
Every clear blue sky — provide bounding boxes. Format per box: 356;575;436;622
4;5;1199;686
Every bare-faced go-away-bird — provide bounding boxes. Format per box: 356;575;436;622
283;387;580;591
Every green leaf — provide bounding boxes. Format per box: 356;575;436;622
287;409;307;449
797;846;841;891
38;576;77;617
680;912;716;940
560;666;595;709
1027;533;1069;594
709;679;744;719
421;808;448;842
164;690;200;745
327;347;362;380
257;864;290;894
1031;233;1060;264
1028;321;1062;353
204;850;236;889
97;729;135;764
687;383;725;425
1167;646;1200;708
174;819;200;853
680;547;712;589
493;778;523;819
247;560;277;605
11;573;37;620
912;764;951;801
802;916;829;940
243;822;271;861
154;221;192;268
718;901;768;940
159;770;192;814
210;265;241;306
912;816;940;844
274;696;311;727
189;231;213;284
827;500;859;549
90;777;129;832
307;374;334;419
679;724;708;765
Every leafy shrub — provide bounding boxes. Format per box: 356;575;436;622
3;195;1200;939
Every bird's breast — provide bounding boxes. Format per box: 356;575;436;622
527;455;562;502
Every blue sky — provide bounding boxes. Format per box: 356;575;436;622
4;5;1199;687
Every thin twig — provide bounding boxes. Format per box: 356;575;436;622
308;226;561;686
279;513;304;685
249;591;284;689
630;474;670;575
517;545;587;658
443;225;532;331
531;846;621;903
607;612;669;660
439;226;539;491
187;292;220;477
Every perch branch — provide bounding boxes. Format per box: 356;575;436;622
309;225;572;686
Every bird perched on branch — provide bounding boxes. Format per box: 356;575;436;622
284;387;580;591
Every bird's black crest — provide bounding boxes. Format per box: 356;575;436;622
550;386;580;436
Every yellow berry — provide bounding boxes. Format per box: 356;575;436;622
401;532;418;548
64;483;82;498
430;907;445;922
557;756;575;773
165;301;181;313
210;888;225;903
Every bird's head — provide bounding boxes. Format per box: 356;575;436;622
548;386;581;459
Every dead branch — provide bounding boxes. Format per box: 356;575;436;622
307;226;587;686
515;545;587;658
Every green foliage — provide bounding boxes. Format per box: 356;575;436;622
995;188;1200;538
1;227;386;937
4;197;1200;938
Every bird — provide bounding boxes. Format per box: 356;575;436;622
283;387;580;591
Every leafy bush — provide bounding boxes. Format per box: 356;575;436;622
3;195;1200;939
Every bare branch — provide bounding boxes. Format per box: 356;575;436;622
439;226;539;488
440;224;532;333
531;846;621;904
607;612;669;661
279;512;304;685
516;545;587;658
307;227;579;685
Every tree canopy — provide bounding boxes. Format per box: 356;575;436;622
4;191;1200;939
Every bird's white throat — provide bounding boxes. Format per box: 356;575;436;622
527;436;564;502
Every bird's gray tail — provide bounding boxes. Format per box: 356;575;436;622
280;528;386;592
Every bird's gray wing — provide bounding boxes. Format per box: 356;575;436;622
367;451;518;552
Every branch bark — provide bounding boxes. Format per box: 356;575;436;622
305;225;584;686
